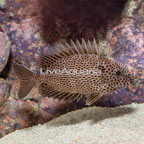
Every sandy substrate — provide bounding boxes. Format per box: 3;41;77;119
0;103;144;144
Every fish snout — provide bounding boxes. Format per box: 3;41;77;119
129;74;140;87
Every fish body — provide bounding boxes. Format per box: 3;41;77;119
39;54;101;94
13;39;135;105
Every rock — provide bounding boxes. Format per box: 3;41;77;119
0;0;6;8
0;32;11;72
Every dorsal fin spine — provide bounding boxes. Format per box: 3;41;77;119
76;39;84;53
59;44;71;56
82;38;88;54
70;40;79;54
65;42;75;55
87;39;92;54
92;39;97;54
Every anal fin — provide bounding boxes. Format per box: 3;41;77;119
86;93;103;106
38;83;83;102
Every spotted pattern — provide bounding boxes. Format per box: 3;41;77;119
37;53;135;102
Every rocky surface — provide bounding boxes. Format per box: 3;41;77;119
0;32;11;72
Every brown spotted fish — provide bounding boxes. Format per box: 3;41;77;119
13;39;135;105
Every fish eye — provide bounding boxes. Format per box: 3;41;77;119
116;71;121;76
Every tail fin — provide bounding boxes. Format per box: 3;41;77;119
13;62;35;99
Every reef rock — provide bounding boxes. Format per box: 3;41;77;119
0;32;11;73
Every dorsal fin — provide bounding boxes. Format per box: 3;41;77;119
36;39;113;70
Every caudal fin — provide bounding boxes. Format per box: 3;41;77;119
13;62;35;99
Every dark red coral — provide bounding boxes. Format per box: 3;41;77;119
32;0;128;44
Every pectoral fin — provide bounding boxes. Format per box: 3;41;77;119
86;93;103;106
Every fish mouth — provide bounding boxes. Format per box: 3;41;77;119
131;79;140;87
129;76;139;87
130;78;135;85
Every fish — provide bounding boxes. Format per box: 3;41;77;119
13;39;136;105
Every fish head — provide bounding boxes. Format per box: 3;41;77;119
99;57;136;93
